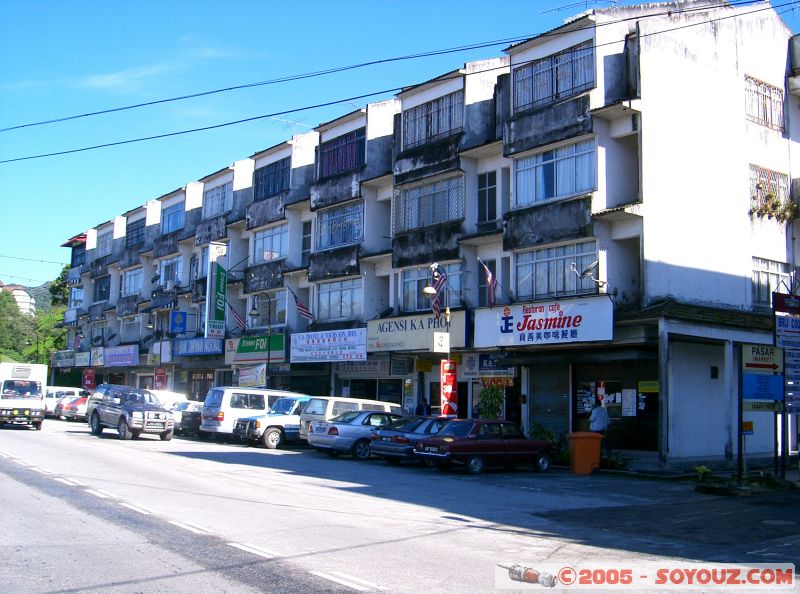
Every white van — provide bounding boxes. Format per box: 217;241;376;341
299;397;404;442
200;387;305;439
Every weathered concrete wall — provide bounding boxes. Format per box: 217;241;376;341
308;244;360;282
391;220;462;268
116;295;140;317
394;135;462;186
194;214;228;246
503;198;592;251
153;231;180;258
119;247;141;269
495;73;510;141
284;163;315;207
246;195;284;230
244;260;285;294
504;95;593;158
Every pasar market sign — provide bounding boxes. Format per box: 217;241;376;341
473;296;613;348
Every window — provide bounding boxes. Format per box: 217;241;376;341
513;40;594;112
478;171;497;227
253;224;288;264
301;221;312;267
96;232;112;257
202;182;232;219
750;164;789;208
402;90;464;149
393;175;464;234
159;256;183;287
126;219;145;248
515;241;597;300
515;139;595;206
254;157;291;201
752;257;790;307
94;276;111;302
318;278;362;320
745;75;784;131
319;128;366;178
68;287;83;309
161;202;185;235
316;201;363;250
122;268;142;296
477;259;496;307
120;315;141;342
401;263;462;312
249;290;287;328
91;322;106;346
71;245;85;268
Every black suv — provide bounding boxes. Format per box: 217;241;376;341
87;384;174;441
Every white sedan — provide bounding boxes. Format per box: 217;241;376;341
308;410;405;460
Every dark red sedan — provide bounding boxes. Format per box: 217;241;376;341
414;419;553;474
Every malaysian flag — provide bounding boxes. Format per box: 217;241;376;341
477;258;497;308
227;302;246;330
289;287;313;321
430;268;447;318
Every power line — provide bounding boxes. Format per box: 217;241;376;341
0;273;52;284
0;0;792;165
0;0;776;134
0;255;67;265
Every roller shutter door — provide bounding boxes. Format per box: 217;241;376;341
528;364;570;438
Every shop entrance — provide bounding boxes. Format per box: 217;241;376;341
189;370;214;400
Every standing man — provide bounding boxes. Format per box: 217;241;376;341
415;398;432;416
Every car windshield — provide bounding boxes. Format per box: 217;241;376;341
303;398;328;415
123;390;158;405
1;380;42;398
330;411;362;424
270;398;303;415
204;389;223;408
437;421;474;437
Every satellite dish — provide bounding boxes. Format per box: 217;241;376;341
379;306;393;318
579;260;599;279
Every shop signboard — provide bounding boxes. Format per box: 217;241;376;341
742;373;784;400
82;368;95;390
169;311;188;335
54;350;75;368
204;242;227;340
74;352;91;367
90;347;104;367
154;368;167;390
174;338;223;356
291;328;366;363
367;311;467;352
234;334;285;364
239;364;267;388
224;338;240;366
337;359;390;377
460;353;515;379
742;344;783;374
104;345;138;367
473;296;613;348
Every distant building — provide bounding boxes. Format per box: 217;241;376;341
0;281;36;315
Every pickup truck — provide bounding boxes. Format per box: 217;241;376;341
87;383;174;441
233;395;310;448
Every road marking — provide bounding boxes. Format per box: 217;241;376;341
54;477;78;486
169;520;213;535
30;467;55;475
0;451;10;458
227;543;277;559
13;459;32;466
330;571;387;590
119;503;152;515
85;489;113;499
310;571;370;592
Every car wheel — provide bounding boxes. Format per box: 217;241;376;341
89;413;103;436
262;428;283;449
466;456;485;475
33;422;42;431
533;452;551;473
352;439;371;461
160;429;174;441
117;418;132;440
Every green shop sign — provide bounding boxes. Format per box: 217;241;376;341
234;334;285;364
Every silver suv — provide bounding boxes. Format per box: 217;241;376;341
87;384;174;441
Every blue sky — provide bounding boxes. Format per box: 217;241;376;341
1;0;799;293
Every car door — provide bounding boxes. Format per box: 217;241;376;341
476;423;504;465
500;422;530;465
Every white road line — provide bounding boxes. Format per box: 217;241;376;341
330;571;387;590
119;502;152;515
0;451;10;458
227;543;277;559
54;477;78;486
168;520;213;535
85;489;110;499
30;467;55;475
311;571;370;592
13;459;32;466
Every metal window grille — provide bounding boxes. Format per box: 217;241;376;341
393;176;464;234
316;202;363;250
96;232;112;257
318;278;363;320
320;128;366;178
515;241;597;300
71;245;85;268
402;90;464;149
752;257;790;306
513;41;594;112
69;287;83;309
745;76;784;132
514;140;595;206
251;291;287;327
160;256;183;286
202;182;232;219
749;164;789;207
254;157;291;202
123;269;142;296
253;224;289;263
126;219;145;248
161;202;185;235
94;276;111;302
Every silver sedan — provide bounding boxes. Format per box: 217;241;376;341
308;410;405;460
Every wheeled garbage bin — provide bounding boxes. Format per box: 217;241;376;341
568;431;603;475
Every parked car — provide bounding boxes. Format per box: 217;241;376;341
150;389;190;409
87;384;174;441
178;404;203;437
54;394;80;420
414;419;554;474
233;395;311;448
45;386;87;417
170;401;203;435
371;416;450;465
299;396;405;442
62;395;90;422
308;410;405;460
200;387;299;440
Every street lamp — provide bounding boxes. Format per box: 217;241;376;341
250;292;272;389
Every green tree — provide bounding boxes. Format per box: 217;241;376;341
0;290;34;362
477;384;505;420
49;264;70;307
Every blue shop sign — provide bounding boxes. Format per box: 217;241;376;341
742;372;784;401
174;337;223;356
170;311;188;335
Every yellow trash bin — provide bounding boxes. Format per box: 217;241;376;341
568;431;603;475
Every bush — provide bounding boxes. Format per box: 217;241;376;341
478;385;504;419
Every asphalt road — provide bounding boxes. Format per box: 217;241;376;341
1;419;798;593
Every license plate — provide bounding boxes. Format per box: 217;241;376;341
424;446;438;453
381;436;392;441
314;426;325;433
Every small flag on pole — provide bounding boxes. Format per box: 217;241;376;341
289;287;313;321
227;302;246;330
477;258;497;308
430;268;447;318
